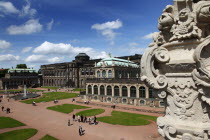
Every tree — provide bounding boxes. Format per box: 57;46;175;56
16;64;27;69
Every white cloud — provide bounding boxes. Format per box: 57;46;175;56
7;19;43;35
0;2;19;15
0;54;19;62
128;42;138;47
21;47;32;53
0;40;11;49
47;19;54;30
33;41;108;59
25;54;63;63
20;0;37;17
142;33;154;39
91;19;122;44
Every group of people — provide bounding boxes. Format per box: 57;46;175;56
69;114;98;136
2;106;11;113
72;114;97;125
1;96;11;114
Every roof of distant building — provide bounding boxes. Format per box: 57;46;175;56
96;57;139;68
8;68;36;73
76;53;89;57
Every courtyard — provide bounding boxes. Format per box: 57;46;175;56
0;90;163;140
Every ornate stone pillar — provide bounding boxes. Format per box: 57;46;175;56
86;85;88;95
127;85;130;98
141;1;210;139
98;85;100;95
112;85;114;97
91;85;94;95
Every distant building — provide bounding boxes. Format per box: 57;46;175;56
83;56;164;107
0;68;39;89
40;53;142;88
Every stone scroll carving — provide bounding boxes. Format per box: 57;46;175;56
141;0;210;139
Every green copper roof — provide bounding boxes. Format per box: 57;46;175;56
8;68;36;73
96;57;139;68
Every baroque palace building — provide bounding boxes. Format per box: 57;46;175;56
83;56;164;107
40;53;142;89
0;68;39;89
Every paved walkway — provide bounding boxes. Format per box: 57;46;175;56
0;97;164;140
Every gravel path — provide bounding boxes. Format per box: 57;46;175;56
0;96;164;140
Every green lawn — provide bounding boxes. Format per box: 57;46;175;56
47;104;90;114
20;92;78;104
76;109;105;116
0;117;25;129
40;134;58;140
0;89;44;93
97;111;157;126
72;88;86;92
41;86;59;90
0;128;37;140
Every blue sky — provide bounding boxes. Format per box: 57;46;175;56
0;0;172;70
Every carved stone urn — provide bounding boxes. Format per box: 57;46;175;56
141;0;210;139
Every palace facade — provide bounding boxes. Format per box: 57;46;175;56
40;53;142;88
83;57;164;107
0;68;39;89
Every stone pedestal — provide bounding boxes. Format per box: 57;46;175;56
141;0;210;139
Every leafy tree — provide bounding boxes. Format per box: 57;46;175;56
16;64;27;69
0;69;8;78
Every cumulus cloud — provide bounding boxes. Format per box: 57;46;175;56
0;40;11;49
25;55;63;63
0;54;19;62
33;41;108;59
20;0;37;17
0;1;19;15
7;19;43;35
21;47;32;53
91;19;122;45
142;33;154;39
47;19;54;30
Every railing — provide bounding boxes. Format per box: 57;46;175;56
86;78;143;84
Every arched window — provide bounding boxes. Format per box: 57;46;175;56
94;85;98;95
114;86;119;96
130;86;136;97
139;86;146;98
122;86;128;97
100;85;105;95
88;85;92;94
97;71;100;78
108;70;112;78
102;70;106;78
149;88;154;98
107;86;112;96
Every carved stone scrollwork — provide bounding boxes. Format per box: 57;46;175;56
155;48;170;63
141;1;210;139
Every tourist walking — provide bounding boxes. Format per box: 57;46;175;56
84;116;87;123
88;117;92;125
94;116;97;125
78;115;80;122
7;98;10;102
72;114;75;121
81;115;84;123
1;106;4;111
6;108;10;114
68;119;71;126
79;125;83;136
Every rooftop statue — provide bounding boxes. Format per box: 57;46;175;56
141;0;210;139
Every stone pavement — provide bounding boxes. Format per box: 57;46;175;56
0;97;164;140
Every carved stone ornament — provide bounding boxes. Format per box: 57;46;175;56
141;0;210;139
